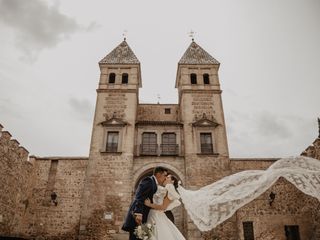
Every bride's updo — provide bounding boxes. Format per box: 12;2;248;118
169;175;179;189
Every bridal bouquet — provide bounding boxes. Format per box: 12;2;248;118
134;222;155;240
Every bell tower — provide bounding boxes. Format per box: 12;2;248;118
176;40;234;239
176;40;229;160
79;40;141;238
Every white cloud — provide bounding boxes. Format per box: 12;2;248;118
0;0;81;61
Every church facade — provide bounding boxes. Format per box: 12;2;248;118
0;40;319;240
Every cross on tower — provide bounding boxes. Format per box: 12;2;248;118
188;30;195;42
122;30;128;41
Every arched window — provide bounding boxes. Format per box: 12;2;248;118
190;73;197;84
203;74;210;84
109;73;116;84
122;73;128;84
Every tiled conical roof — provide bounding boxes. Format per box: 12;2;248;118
179;41;219;65
99;40;140;64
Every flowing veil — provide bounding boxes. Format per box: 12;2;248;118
177;156;320;231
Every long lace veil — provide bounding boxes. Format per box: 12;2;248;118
177;156;320;231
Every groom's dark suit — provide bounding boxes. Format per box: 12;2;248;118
122;176;158;240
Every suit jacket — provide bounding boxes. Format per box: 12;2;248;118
122;176;158;232
165;210;174;223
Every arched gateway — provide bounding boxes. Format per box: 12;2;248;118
133;164;185;234
133;163;185;188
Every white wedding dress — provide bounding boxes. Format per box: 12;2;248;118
147;184;185;240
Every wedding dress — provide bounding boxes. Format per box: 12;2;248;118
147;184;185;240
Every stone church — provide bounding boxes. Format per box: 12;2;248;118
0;39;319;240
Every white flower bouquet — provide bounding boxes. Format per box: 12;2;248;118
134;222;155;240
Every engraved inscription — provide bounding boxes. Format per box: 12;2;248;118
103;93;127;119
192;93;215;120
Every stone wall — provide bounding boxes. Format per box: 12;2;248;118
79;153;133;240
2;130;319;240
235;177;320;240
302;137;320;159
0;124;88;240
18;157;88;239
230;158;278;172
300;137;320;239
0;124;33;238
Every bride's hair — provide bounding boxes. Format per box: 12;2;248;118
170;175;179;190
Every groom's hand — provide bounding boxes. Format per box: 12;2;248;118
134;213;142;225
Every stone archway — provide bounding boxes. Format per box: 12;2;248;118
134;169;153;191
133;162;185;187
133;164;186;235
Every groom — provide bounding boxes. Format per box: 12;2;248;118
122;166;168;240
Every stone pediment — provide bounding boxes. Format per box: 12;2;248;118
192;116;219;128
99;117;128;127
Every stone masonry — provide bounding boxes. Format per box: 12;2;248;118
0;124;32;238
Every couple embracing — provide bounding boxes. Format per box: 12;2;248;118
122;166;185;240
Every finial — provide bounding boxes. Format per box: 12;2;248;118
318;117;320;138
157;94;161;104
122;30;128;41
188;30;195;42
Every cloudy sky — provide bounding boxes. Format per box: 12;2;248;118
0;0;319;158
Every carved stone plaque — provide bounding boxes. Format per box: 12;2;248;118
191;93;215;121
103;93;127;119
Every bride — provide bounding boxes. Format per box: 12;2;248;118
144;174;185;240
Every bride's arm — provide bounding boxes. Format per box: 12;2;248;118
166;184;180;200
144;196;171;210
